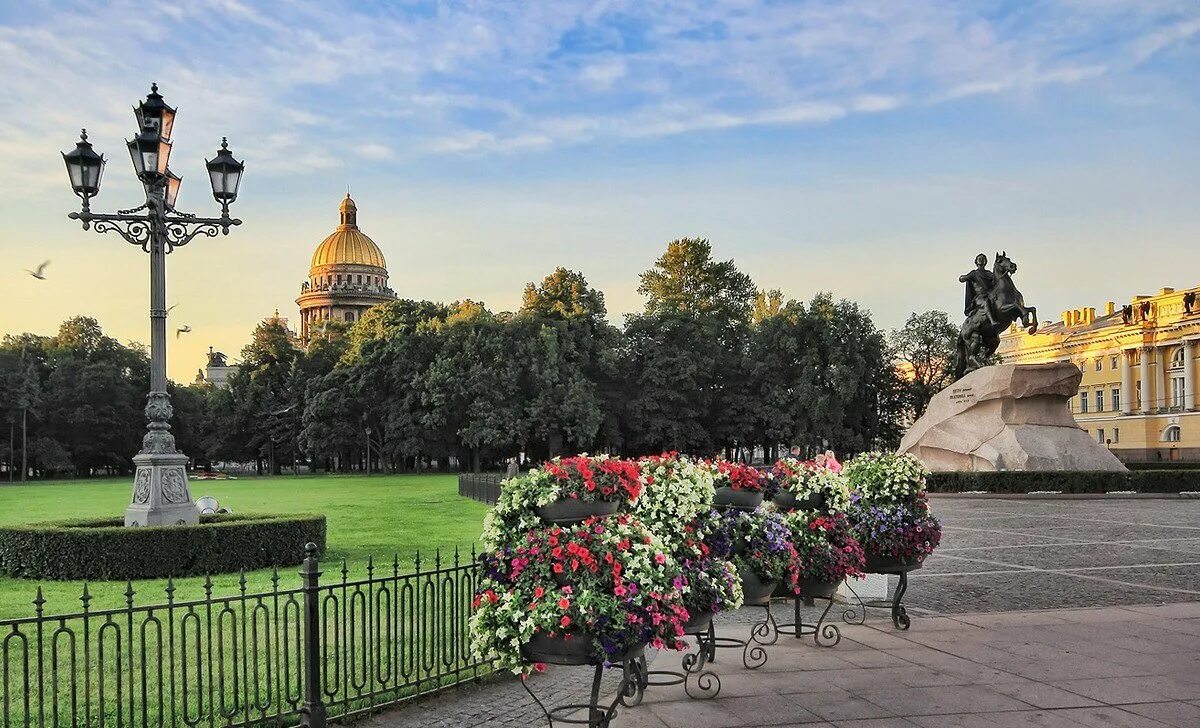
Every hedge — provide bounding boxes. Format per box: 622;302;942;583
925;470;1200;494
0;513;326;581
1125;461;1200;471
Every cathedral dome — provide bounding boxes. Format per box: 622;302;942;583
309;194;387;270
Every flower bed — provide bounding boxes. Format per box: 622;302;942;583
771;458;851;513
844;452;941;568
471;513;689;674
707;507;799;599
783;511;865;588
633;453;742;625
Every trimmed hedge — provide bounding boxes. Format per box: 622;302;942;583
926;470;1200;494
1125;461;1200;471
0;513;326;580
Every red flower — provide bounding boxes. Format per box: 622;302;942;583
558;598;570;610
560;616;571;628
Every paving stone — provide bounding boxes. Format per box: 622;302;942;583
1118;701;1200;728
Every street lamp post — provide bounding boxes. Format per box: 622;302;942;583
63;83;244;527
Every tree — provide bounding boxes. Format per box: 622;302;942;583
890;310;958;419
624;239;756;457
517;268;618;458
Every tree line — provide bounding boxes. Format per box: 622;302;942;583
2;239;959;478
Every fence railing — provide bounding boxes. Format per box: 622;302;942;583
457;473;504;506
0;544;488;728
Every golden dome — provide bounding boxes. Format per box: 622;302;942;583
309;194;387;270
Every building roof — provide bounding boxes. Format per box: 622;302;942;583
310;195;388;270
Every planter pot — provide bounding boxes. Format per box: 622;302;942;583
713;487;764;511
739;565;777;606
682;609;713;633
772;581;798;599
520;632;644;666
536;498;619;525
797;578;842;600
864;554;924;574
772;490;825;513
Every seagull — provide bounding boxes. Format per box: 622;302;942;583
167;303;179;315
176;325;192;338
25;261;50;280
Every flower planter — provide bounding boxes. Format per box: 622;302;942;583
772;490;825;513
739;565;777;606
713;487;763;511
797;578;842;600
771;581;798;599
521;632;644;666
536;498;619;525
682;609;713;633
864;554;924;574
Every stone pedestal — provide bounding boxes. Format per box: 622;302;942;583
899;363;1126;472
839;573;888;602
125;452;198;526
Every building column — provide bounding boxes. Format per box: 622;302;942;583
1120;349;1133;414
1155;347;1167;412
1185;339;1196;411
1140;347;1153;414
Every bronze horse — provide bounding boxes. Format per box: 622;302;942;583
954;251;1038;379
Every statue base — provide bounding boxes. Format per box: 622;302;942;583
124;452;199;527
899;363;1127;472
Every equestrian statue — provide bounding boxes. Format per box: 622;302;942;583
954;251;1038;379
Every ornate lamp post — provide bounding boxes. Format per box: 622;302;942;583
63;83;244;526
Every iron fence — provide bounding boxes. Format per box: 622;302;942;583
0;544;488;728
457;474;504;506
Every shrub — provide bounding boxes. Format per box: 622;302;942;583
924;470;1200;493
0;513;326;581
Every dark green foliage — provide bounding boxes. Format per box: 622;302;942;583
0;513;326;580
1125;461;1200;471
926;470;1200;493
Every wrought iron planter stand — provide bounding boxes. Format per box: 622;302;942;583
705;604;776;670
622;622;722;702
841;568;916;630
521;657;641;728
775;594;841;647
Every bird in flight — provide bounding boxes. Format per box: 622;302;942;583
167;303;179;315
25;261;50;279
176;325;192;338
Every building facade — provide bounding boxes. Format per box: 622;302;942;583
194;346;236;388
296;194;396;342
997;285;1200;462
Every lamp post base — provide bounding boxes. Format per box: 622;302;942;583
125;452;198;527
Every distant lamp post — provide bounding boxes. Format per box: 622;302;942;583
63;83;244;527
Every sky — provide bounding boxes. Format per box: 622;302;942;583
1;0;1198;381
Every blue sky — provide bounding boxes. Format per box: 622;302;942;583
1;1;1198;379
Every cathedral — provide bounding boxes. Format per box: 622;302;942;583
296;194;397;341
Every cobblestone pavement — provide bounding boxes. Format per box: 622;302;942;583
367;497;1200;728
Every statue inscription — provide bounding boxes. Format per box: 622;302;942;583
948;386;976;405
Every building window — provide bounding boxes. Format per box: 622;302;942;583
1172;376;1186;408
1164;425;1182;443
1171;348;1185;370
1094;390;1103;412
1111;355;1118;370
337;274;343;284
345;311;355;322
357;275;363;284
1112;388;1121;412
1080;391;1089;413
1097;428;1105;444
1095;359;1102;372
1113;428;1120;444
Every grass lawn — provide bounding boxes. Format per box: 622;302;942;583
0;473;489;619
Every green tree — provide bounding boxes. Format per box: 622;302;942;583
890;310;958;418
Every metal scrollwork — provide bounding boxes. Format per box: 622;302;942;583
90;217;154;250
163;220;221;252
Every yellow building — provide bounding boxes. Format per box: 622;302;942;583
997;285;1200;462
296;194;396;342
